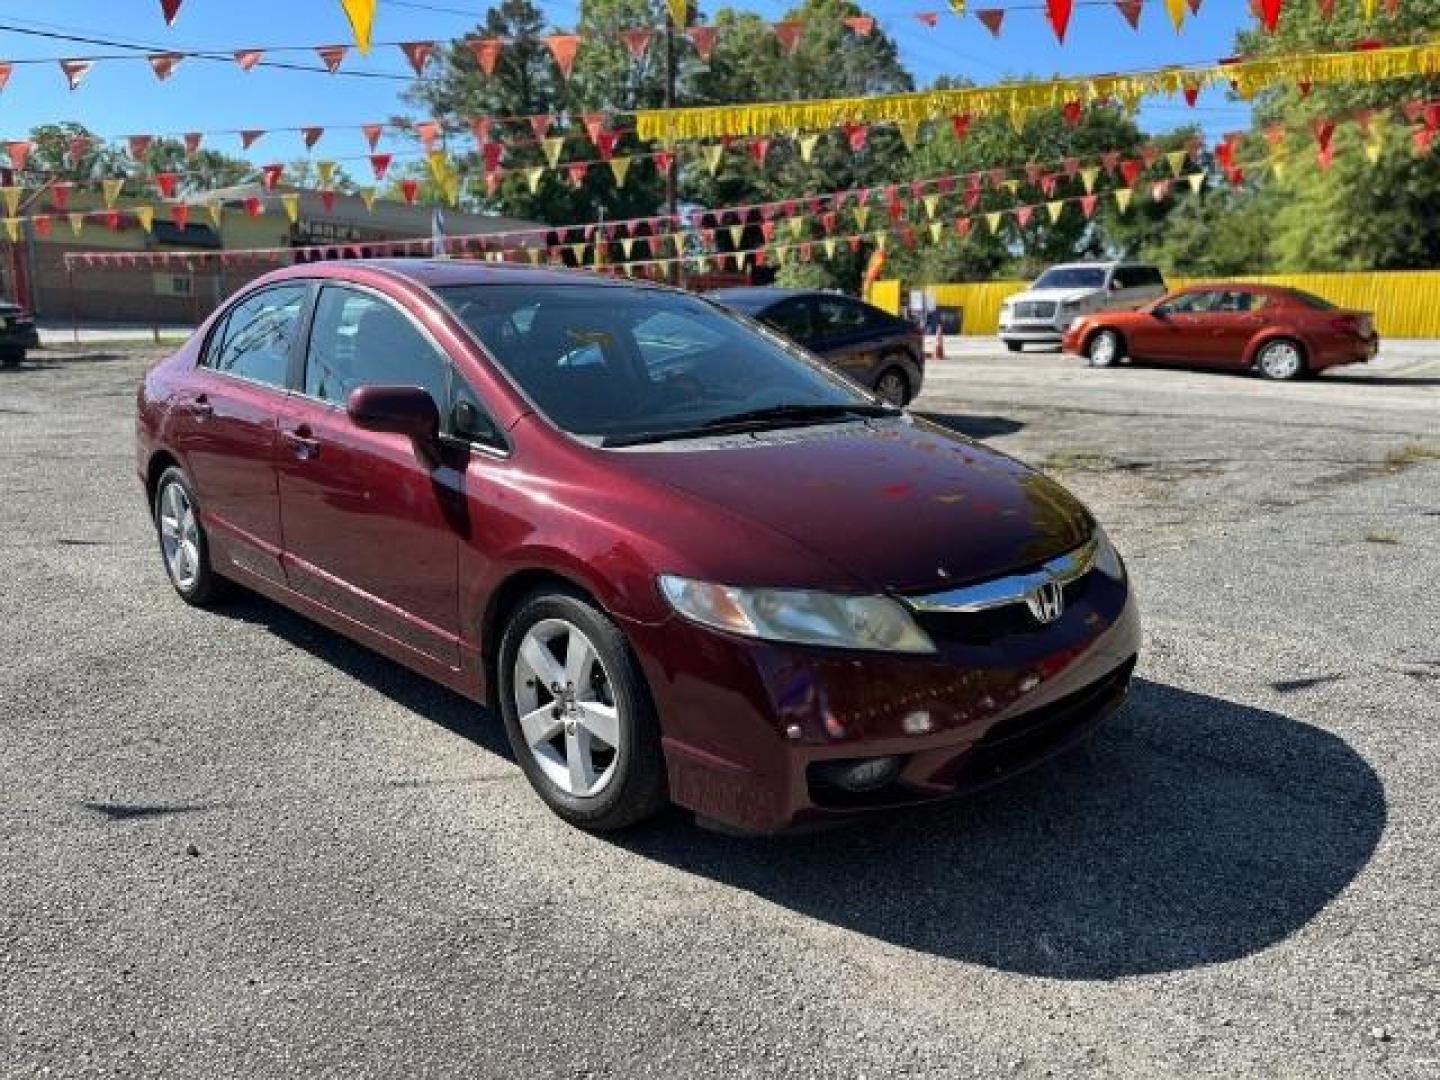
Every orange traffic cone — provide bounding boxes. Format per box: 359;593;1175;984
929;325;945;360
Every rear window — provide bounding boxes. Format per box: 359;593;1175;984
1288;289;1338;310
1113;266;1166;289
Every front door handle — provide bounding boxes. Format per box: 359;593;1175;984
281;426;320;460
189;395;213;419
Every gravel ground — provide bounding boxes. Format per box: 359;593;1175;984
2;340;1437;1079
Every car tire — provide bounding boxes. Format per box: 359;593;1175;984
0;347;23;367
1086;329;1122;368
1255;338;1306;381
153;466;229;606
1004;341;1023;353
497;588;668;832
874;365;911;407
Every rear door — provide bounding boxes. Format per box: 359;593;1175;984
1194;290;1269;365
275;283;468;666
168;282;309;586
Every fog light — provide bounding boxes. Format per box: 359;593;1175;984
815;755;902;792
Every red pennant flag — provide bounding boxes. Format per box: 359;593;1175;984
1062;157;1080;177
581;113;606;146
1259;0;1282;32
772;22;803;53
1297;79;1312;98
234;49;264;71
400;41;434;75
1061;100;1083;127
566;163;588;187
159;0;183;25
950;114;971;141
593;129;619;160
1425;103;1440;133
361;123;383;150
32;215;51;239
987;167;1007;189
415;120;440;151
156;172;178;198
900;226;916;250
686;25;719;62
260;163;284;190
316;45;347;73
1187;0;1203;10
1400;100;1425;122
760;221;775;242
320;189;335;211
844;16;875;35
1115;0;1142;28
59;59;94;90
1024;163;1045;185
546;35;579;80
748;139;770;167
1045;0;1073;43
1013;205;1033;228
51;184;70;211
104;210;121;230
172;203;189;229
369;153;392;180
845;123;868;152
1101;150;1121;173
468;38;503;75
240;129;265;149
954;216;971;238
243;196;261;218
914;12;939;27
1040;174;1057;197
621;29;652;61
1080;194;1098;218
1317;0;1334;15
482;142;504;172
400;178;419;204
1150;179;1171;201
1140;143;1159;168
1183;82;1200;107
821;211;837;233
529;114;553;140
128;135;153;159
1312;119;1336;152
0;63;12;92
654;150;673;174
183;131;203;156
1316;144;1334;169
470;117;491;144
975;9;1005;36
1120;159;1141;185
148;52;183;81
302;126;324;149
1413;128;1434;155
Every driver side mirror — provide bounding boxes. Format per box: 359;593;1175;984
347;385;441;461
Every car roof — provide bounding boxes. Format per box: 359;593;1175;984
1176;282;1290;294
708;286;808;306
1046;261;1154;270
264;258;661;291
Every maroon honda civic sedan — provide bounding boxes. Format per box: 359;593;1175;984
137;260;1140;833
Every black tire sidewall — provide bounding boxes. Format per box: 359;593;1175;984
875;364;910;407
496;590;667;830
153;466;222;606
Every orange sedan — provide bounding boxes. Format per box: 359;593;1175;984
1061;284;1379;380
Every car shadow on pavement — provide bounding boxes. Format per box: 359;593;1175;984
621;678;1386;980
915;412;1025;440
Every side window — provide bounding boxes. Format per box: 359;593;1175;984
447;372;505;450
1157;292;1201;315
1216;291;1257;313
203;284;307;388
764;299;814;341
304;286;448;407
814;296;869;337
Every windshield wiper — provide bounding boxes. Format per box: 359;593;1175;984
599;403;897;448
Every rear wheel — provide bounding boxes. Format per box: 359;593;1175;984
1004;341;1023;353
153;466;228;606
1086;329;1122;368
874;366;911;407
1255;338;1306;381
0;347;23;368
497;589;668;831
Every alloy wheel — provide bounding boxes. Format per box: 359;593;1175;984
158;481;201;592
1259;341;1303;380
1088;331;1118;367
876;370;909;407
512;618;622;798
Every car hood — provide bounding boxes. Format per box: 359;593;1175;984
1007;288;1101;305
614;418;1092;594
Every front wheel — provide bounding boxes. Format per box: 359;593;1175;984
874;366;911;407
0;348;23;368
1004;340;1023;353
1086;330;1122;368
497;589;668;831
1255;339;1306;381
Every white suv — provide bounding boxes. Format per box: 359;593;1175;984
998;262;1167;351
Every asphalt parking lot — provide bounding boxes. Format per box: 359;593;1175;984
2;340;1437;1078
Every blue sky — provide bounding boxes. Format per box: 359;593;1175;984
0;0;1254;165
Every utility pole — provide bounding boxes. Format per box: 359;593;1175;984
663;14;679;286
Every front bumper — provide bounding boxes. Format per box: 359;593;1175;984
999;323;1067;344
0;319;39;350
628;570;1141;832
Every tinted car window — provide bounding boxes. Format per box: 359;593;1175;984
1113;266;1165;289
304;286;448;407
204;284;307;388
764;299;814;341
1155;291;1219;314
1289;289;1337;310
1032;266;1106;289
437;285;870;441
814;296;870;337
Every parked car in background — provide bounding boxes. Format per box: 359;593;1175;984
137;260;1139;834
0;298;39;366
1062;284;1379;380
708;287;925;406
999;263;1167;352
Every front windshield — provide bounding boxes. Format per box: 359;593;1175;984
1032;266;1107;289
436;284;877;442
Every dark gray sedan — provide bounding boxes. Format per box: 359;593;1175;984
709;287;925;406
0;300;39;366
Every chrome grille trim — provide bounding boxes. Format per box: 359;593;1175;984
901;537;1097;615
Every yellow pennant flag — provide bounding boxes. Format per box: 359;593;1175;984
621;238;635;259
1080;166;1100;194
542;137;565;168
1166;150;1187;177
316;160;336;186
1361;0;1376;15
526;248;541;265
704;144;724;175
948;0;966;13
609;156;631;186
0;187;18;216
1271;160;1287;179
873;231;888;252
1002;178;1020;195
695;255;710;274
727;224;744;248
1187;172;1204;193
442;175;460;206
280;194;299;223
666;0;686;27
427;150;452;186
853;205;869;229
360;187;377;211
102;178;124;208
571;243;587;264
928;221;944;243
207;202;224;229
69;212;85;236
3;218;18;242
1008;106;1027;133
1114;187;1133;213
923;193;940;219
798;133;820;163
823;237;837;258
135;206;155;232
525;166;545;194
896;118;921;151
787;216;804;239
736;251;750;270
984;211;1001;234
1164;0;1184;31
1364;139;1383;163
1046;200;1064;223
339;0;376;54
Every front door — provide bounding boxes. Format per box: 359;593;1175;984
168;282;309;586
276;283;466;666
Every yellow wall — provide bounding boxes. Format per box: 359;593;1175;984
868;271;1440;338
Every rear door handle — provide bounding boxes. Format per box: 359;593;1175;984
281;426;320;460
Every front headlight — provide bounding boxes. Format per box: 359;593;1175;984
658;575;936;654
1092;524;1126;581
